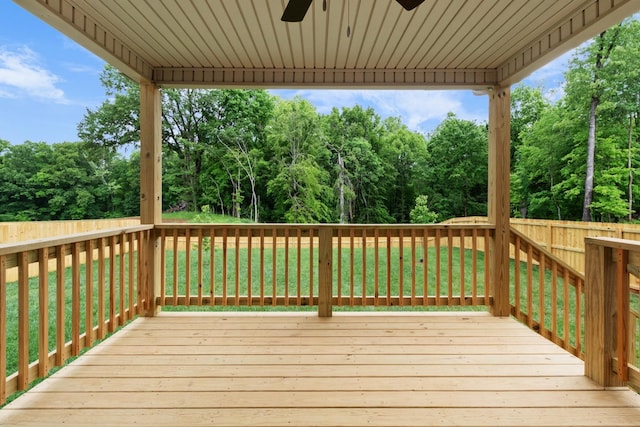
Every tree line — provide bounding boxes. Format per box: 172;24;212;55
1;19;639;224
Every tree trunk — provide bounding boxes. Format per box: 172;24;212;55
338;153;345;224
582;96;597;222
629;114;634;221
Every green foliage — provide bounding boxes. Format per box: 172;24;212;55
409;195;438;224
0;141;138;220
423;113;488;220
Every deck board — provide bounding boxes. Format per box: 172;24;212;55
2;312;640;426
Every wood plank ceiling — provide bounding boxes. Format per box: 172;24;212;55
12;0;640;89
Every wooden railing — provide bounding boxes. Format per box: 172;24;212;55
10;221;638;403
585;237;640;392
155;224;494;314
509;227;585;358
0;226;152;405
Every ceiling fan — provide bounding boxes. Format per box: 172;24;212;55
281;0;426;22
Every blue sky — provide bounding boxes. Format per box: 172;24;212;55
0;1;570;146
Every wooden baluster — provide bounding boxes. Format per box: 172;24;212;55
284;229;289;306
296;228;301;306
616;249;629;381
514;235;521;318
538;252;546;336
172;229;178;305
260;228;265;306
210;228;216;306
423;229;429;306
38;248;49;377
198;229;203;306
362;228;367;306
398;229;404;306
272;228;277;306
109;236;116;333
349;228;354;306
309;228;314;305
447;229;453;306
484;229;490;303
386;230;391;306
185;228;191;307
248;229;253;306
72;243;81;356
563;269;570;349
435;229;441;306
237;228;242;306
18;251;29;390
56;245;66;365
160;229;166;307
576;277;582;356
374;228;380;306
337;229;343;306
410;229;416;306
128;233;134;319
551;262;558;343
223;228;228;306
526;243;533;328
97;239;105;340
119;234;125;324
460;229;466;306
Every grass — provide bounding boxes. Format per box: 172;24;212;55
160;245;488;311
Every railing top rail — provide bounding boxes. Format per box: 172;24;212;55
0;225;153;256
585;236;640;251
156;223;496;230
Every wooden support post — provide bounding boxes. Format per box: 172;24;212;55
140;80;162;316
584;239;626;387
318;227;333;317
488;86;511;316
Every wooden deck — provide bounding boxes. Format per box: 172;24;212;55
1;312;639;426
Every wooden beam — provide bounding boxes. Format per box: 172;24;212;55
488;86;511;316
139;81;162;316
584;241;625;387
317;227;333;318
153;68;498;89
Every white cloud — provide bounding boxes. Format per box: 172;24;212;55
0;46;68;103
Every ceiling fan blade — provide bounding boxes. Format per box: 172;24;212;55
395;0;425;11
281;0;313;22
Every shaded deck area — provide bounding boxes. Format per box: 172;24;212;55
1;312;639;426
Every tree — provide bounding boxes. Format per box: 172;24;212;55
323;106;391;223
424;113;488;220
266;98;332;223
512;105;574;219
564;26;621;221
379;117;429;223
79;65;275;216
409;195;438;223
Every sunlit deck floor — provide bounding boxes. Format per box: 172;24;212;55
2;312;640;426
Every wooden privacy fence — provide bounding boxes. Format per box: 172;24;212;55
0;219;141;243
0;226;152;405
446;217;640;275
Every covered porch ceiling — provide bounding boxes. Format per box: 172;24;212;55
12;0;640;90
